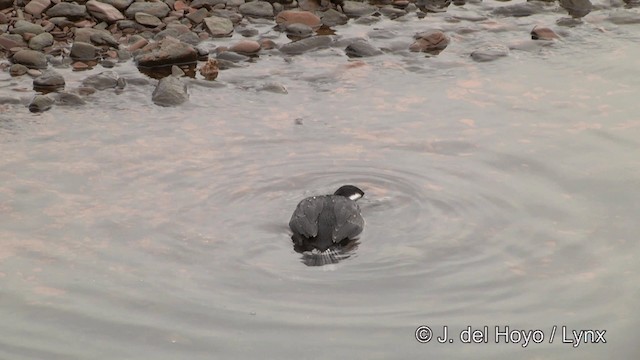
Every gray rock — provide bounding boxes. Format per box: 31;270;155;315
82;70;121;90
345;39;383;57
28;32;54;51
285;23;313;37
257;82;288;94
560;0;592;17
70;41;98;61
0;34;27;50
90;32;120;48
33;69;65;90
416;0;451;12
9;64;29;76
152;75;188;107
470;44;509;62
0;96;23;105
178;31;202;46
239;1;274;18
279;35;333;55
171;65;185;76
0;0;13;10
29;95;55;113
135;12;163;26
125;2;170;18
11;20;45;35
11;49;48;69
186;8;208;24
379;6;406;19
86;0;124;22
191;0;226;8
24;0;51;15
203;15;234;37
211;9;243;24
135;37;198;67
492;2;542;17
217;51;250;62
51;92;86;106
320;9;349;27
46;2;87;18
608;9;640;24
342;1;377;17
155;23;192;40
98;0;133;11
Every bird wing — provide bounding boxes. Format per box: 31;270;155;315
331;198;364;242
289;197;324;238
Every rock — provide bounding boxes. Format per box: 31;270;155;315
33;69;65;91
320;8;348;27
257;82;287;94
186;8;208;24
0;96;23;105
124;2;171;18
410;30;450;54
342;1;377;17
237;27;259;37
211;9;243;24
0;34;27;50
11;49;48;69
379;7;406;19
70;41;98;61
345;39;383;57
86;0;124;22
90;31;120;48
217;51;250;62
191;0;226;8
470;44;509;62
46;2;87;18
530;26;558;40
285;23;314;37
239;1;274;18
279;35;333;55
492;2;542;17
177;31;201;46
25;0;52;16
276;10;322;29
199;58;218;80
28;32;54;51
99;0;132;11
152;75;188;107
229;39;261;55
50;92;86;106
0;0;12;10
171;65;185;76
203;16;234;37
28;94;55;113
9;64;29;76
559;0;592;18
0;12;8;24
135;37;198;67
82;70;121;90
607;10;640;24
11;20;45;35
135;12;163;26
416;0;451;12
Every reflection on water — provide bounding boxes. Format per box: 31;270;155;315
1;1;640;359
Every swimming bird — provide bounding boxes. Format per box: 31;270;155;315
289;185;365;254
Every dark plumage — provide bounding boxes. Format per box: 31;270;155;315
289;185;364;253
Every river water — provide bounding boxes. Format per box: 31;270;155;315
1;1;639;358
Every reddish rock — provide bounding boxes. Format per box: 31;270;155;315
72;61;90;70
229;39;261;55
0;36;25;50
174;0;187;10
409;30;450;54
199;58;218;80
275;10;321;29
25;0;52;16
128;37;149;51
258;38;276;50
531;26;559;40
86;0;125;23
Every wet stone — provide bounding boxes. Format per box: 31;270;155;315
82;70;121;90
99;0;133;11
0;34;27;50
379;6;406;19
9;64;29;76
237;27;259;37
217;50;250;62
12;49;48;69
276;10;322;29
70;41;98;61
470;44;509;62
211;9;243;24
410;30;450;54
28;32;54;51
11;20;45;35
560;0;592;18
125;2;171;18
191;0;227;8
319;8;348;27
33;69;65;91
203;15;234;37
345;39;383;57
492;2;542;17
239;1;274;18
342;1;377;17
50;92;86;106
285;23;314;38
152;75;189;107
135;12;163;27
279;35;333;54
28;94;54;113
229;40;261;55
86;0;125;22
135;37;198;67
186;8;209;24
607;9;640;24
416;0;451;12
199;58;219;80
46;2;88;18
530;26;558;40
257;82;288;94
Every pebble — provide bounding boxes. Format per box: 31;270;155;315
152;75;189;107
492;2;542;17
125;2;171;19
0;34;27;50
470;44;509;62
345;39;383;57
203;15;234;37
410;30;450;54
560;0;592;18
279;35;333;55
416;0;451;12
33;69;65;91
82;70;121;90
11;49;48;69
320;8;348;27
191;0;227;8
186;8;209;24
50;92;86;106
530;26;559;40
135;12;163;27
28;94;54;113
11;20;45;35
342;1;377;17
46;2;88;18
276;10;322;29
28;32;54;51
199;58;219;80
607;9;640;24
86;0;125;23
257;82;288;94
135;36;198;68
229;40;261;55
239;1;275;18
24;0;52;16
99;0;133;11
285;23;314;38
70;41;98;61
9;64;29;76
